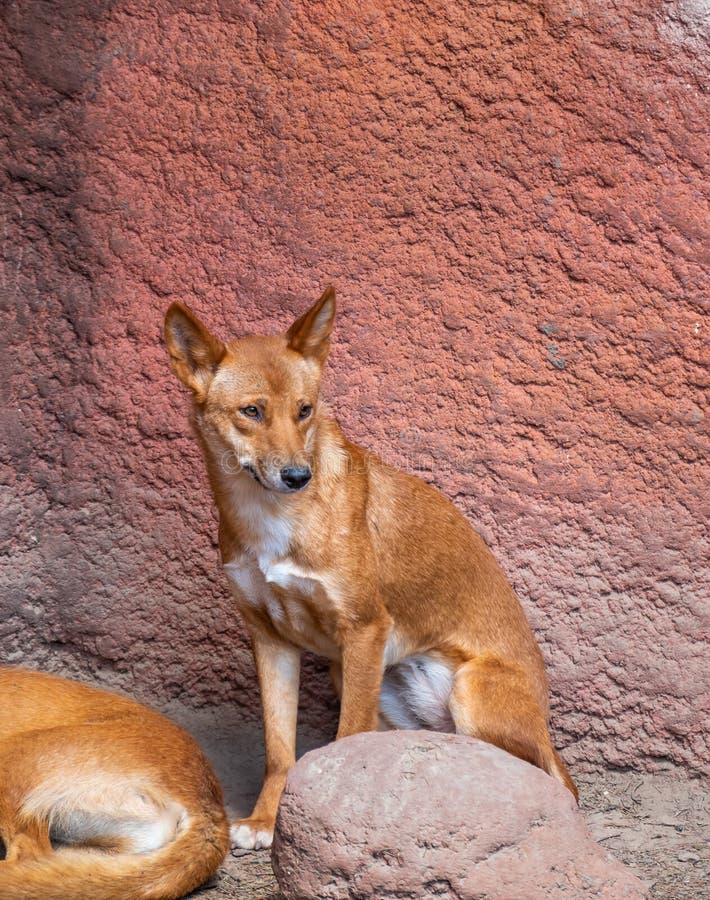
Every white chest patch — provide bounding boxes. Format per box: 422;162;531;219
224;564;260;601
260;559;318;594
223;555;335;657
225;558;320;606
223;478;293;560
220;480;339;654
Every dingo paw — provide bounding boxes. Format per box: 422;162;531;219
230;818;274;850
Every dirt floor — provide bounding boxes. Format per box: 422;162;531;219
576;770;708;899
170;704;708;900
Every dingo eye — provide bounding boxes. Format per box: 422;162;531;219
298;404;312;420
240;405;261;419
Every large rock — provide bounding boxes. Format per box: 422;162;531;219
272;731;646;899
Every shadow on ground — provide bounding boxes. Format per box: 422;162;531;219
167;703;708;900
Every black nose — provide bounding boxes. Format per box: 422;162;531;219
280;465;312;490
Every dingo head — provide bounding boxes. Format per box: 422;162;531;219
165;286;336;493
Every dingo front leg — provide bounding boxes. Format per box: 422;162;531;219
336;618;390;739
230;633;301;850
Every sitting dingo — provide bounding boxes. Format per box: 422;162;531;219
164;286;577;851
0;667;229;899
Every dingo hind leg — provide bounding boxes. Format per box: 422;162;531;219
448;654;578;800
0;815;53;865
0;740;54;865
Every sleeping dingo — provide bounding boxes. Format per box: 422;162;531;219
0;667;229;899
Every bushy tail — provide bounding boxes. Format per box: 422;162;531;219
542;745;579;803
0;811;230;900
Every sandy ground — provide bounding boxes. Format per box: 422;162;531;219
168;705;708;900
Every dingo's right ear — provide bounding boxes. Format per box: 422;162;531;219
164;303;226;400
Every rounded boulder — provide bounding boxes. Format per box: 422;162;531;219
272;731;646;899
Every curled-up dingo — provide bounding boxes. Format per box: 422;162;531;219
0;667;229;899
165;286;577;850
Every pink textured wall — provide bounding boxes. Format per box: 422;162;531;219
1;1;707;774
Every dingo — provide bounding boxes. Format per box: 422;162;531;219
165;286;577;850
0;667;229;899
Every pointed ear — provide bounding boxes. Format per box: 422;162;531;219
164;303;226;400
286;285;336;365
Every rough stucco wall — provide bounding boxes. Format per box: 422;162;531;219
1;1;707;775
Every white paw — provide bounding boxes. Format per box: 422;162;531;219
230;822;273;850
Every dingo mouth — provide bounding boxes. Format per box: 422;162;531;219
243;463;312;493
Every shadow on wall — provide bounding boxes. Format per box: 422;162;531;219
1;0;707;777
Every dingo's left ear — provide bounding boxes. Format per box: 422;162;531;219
164;303;226;401
286;285;336;365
